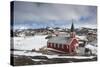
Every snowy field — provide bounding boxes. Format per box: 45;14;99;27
12;35;48;50
12;50;96;59
11;35;97;59
11;35;97;66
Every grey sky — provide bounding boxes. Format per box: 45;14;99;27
12;1;97;29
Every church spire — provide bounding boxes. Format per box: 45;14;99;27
70;20;75;38
71;20;74;32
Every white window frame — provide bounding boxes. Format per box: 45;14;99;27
54;43;55;48
58;44;60;48
50;43;52;47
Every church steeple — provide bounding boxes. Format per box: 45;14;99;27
70;20;75;38
71;22;74;32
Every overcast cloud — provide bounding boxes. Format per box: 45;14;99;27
12;1;97;29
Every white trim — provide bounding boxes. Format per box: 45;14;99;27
69;38;78;46
54;43;55;48
50;43;52;47
57;44;59;48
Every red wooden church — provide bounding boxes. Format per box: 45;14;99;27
47;23;79;54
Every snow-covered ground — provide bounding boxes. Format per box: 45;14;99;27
11;35;97;61
12;51;95;59
12;35;97;55
85;44;97;55
12;35;48;50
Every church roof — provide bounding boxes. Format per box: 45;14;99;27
47;36;71;45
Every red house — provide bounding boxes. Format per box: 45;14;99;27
47;23;79;54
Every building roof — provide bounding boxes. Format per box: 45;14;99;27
76;35;87;41
47;36;71;45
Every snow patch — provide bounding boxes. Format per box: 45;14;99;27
13;35;48;50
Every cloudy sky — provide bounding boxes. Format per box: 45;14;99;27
12;1;97;29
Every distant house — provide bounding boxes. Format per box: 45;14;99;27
47;22;79;54
85;40;97;55
87;31;97;42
